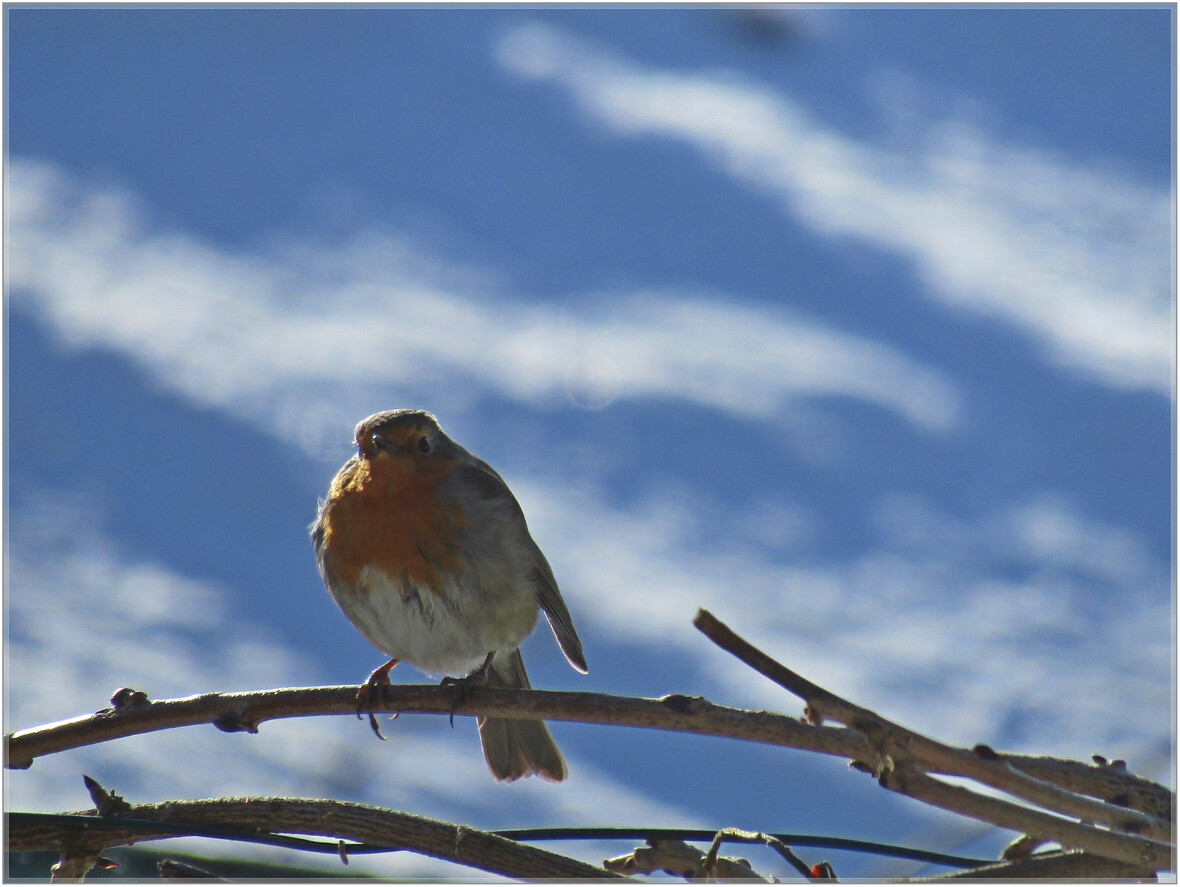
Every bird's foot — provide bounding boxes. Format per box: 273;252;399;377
356;658;400;739
440;651;495;728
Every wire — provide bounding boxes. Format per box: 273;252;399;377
494;826;992;868
12;813;991;869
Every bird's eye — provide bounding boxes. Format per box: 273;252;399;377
368;432;393;457
417;436;431;454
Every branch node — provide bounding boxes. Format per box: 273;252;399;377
657;694;701;715
605;837;762;881
109;687;152;713
703;830;762;882
213;707;260;734
83;774;131;817
972;743;999;760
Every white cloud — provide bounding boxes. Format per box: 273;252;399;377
495;22;1173;396
6;156;960;458
6;27;1171;871
516;479;1172;782
3;492;700;878
10;477;1168;872
873;491;1161;587
13;485;1166;876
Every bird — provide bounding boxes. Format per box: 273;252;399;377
311;409;588;782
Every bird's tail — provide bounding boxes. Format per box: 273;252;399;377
478;649;567;782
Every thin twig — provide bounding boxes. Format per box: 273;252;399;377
605;838;762;880
762;834;824;881
693;609;1172;845
9;616;1173;875
11;815;990;871
922;849;1156;880
706;829;819;881
702;829;768;881
8;797;618;880
14;684;1167;834
156;859;228;880
998;752;1173;822
882;767;1170;871
5;684;857;769
11;681;1169;832
495;827;987;868
48;835;103;884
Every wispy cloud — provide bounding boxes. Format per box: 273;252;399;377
518;480;1172;780
7;481;1171;874
7;156;960;460
495;23;1173;396
4;492;701;876
7;157;1168;784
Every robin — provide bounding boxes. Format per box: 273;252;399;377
311;409;588;782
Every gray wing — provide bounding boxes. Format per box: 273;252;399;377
309;499;330;580
527;550;588;674
454;458;589;675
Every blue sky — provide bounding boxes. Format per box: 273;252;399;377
5;5;1174;879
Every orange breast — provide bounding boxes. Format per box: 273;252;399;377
320;457;466;592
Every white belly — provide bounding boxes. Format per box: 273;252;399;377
335;565;538;678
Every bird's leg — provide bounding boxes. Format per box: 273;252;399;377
440;651;495;728
356;658;399;739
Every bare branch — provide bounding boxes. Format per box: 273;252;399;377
880;766;1171;870
701;833;766;882
693;608;1172;846
761;833;825;881
926;849;1157;880
17;683;1167;833
48;838;104;884
998;753;1173;822
497;826;988;869
7;610;1172;876
4;684;863;769
604;837;764;880
156;859;228;880
704;828;820;881
8;798;618;880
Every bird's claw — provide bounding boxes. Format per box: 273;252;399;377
440;652;495;728
356;658;400;740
